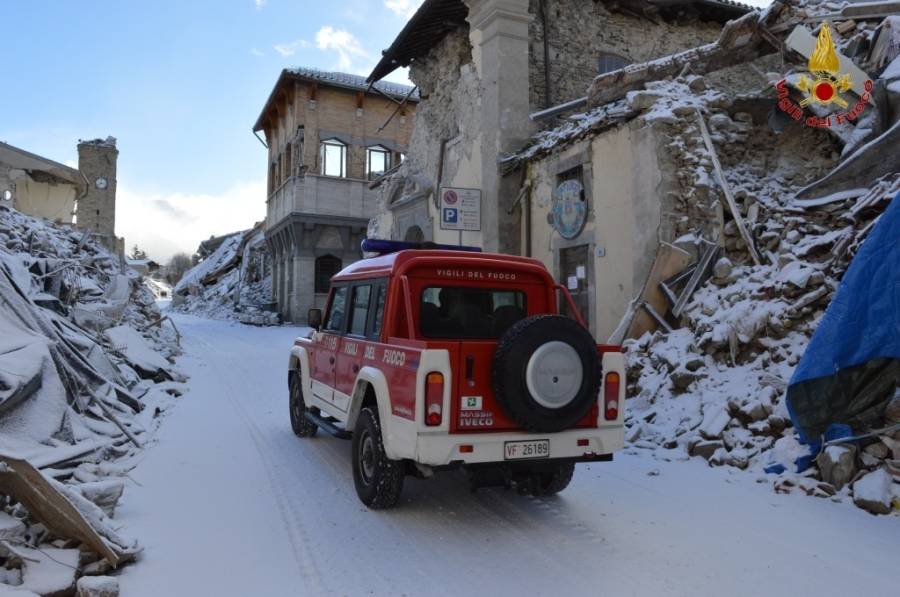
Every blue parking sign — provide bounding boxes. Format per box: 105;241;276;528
442;208;458;224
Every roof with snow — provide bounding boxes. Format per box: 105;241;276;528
174;230;248;294
0;141;87;192
368;0;754;83
253;68;418;132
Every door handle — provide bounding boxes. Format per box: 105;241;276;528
329;357;335;365
353;364;359;373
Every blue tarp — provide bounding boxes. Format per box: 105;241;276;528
787;193;900;443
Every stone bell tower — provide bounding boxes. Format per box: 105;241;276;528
76;137;118;249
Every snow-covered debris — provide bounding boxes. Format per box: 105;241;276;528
12;545;79;596
853;468;894;515
142;277;171;300
76;575;119;597
0;512;25;541
0;204;186;585
173;231;244;296
595;8;900;514
104;325;175;380
817;445;857;490
172;223;277;325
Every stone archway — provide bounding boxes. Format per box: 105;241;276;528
404;225;425;243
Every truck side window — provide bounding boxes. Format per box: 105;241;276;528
369;283;386;340
324;286;348;332
349;285;371;336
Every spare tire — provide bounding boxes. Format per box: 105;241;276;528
492;315;600;433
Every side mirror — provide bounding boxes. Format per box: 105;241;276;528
307;308;323;330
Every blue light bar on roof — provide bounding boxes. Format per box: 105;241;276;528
361;238;482;256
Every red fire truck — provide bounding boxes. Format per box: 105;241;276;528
288;240;625;508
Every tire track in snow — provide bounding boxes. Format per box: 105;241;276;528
214;324;591;572
190;324;436;596
190;327;327;596
186;320;595;593
203;325;543;591
473;486;607;552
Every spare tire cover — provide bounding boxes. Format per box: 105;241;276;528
492;314;601;433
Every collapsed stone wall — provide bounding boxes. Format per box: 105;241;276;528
527;0;779;113
648;80;839;244
618;79;900;513
370;27;480;239
528;1;713;110
408;27;479;184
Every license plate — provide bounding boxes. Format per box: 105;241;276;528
504;440;550;460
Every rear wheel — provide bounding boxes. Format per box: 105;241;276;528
352;407;404;509
289;373;318;438
521;463;575;497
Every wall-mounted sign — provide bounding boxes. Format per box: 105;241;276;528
439;187;481;231
551;179;586;239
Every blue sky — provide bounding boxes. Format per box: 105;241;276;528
2;0;770;260
2;0;421;259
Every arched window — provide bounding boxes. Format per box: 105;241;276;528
366;145;391;180
284;142;292;182
315;255;343;293
320;138;347;177
404;225;425;243
598;52;630;75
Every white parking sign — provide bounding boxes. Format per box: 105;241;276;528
439;187;481;231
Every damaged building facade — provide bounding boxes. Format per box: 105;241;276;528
254;68;418;322
0;137;124;255
366;0;893;341
502;1;900;341
1;141;87;225
365;0;900;510
366;0;753;255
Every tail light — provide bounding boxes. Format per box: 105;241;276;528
425;372;443;426
604;372;620;421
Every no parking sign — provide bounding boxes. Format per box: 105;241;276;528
439;187;481;231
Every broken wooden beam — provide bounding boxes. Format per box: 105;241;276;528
641;301;674;333
796;120;900;202
671;242;721;318
0;452;138;567
695;110;763;266
0;370;41;417
788;285;829;315
586;3;792;108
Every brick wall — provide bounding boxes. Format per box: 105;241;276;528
263;80;416;192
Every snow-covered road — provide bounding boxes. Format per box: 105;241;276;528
118;315;899;597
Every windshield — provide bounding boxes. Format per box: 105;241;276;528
420;287;527;339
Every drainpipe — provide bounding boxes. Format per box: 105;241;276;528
433;138;449;209
525;169;532;258
539;0;552;109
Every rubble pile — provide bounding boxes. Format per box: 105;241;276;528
620;26;900;512
171;224;277;325
0;204;185;594
624;170;898;475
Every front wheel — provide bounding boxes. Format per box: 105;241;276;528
352;407;404;509
289;373;318;437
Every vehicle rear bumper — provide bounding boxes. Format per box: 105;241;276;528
413;426;624;466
